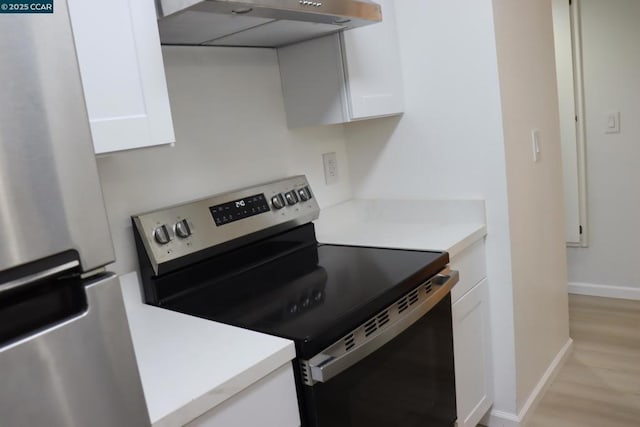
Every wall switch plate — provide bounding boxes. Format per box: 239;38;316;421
605;111;620;134
322;152;339;185
531;129;541;162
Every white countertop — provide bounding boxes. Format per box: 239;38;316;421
314;199;487;257
119;272;296;427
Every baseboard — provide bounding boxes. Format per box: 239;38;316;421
482;338;574;427
482;409;520;427
568;282;640;301
515;338;573;425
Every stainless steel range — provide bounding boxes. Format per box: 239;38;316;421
133;175;458;427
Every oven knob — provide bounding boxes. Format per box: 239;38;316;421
153;225;172;245
271;193;285;209
297;187;311;201
174;219;192;238
285;191;299;205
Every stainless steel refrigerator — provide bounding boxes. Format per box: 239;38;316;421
0;2;150;426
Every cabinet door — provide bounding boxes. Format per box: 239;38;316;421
68;0;174;154
452;279;492;427
341;0;404;120
278;0;404;128
278;34;350;128
186;363;300;427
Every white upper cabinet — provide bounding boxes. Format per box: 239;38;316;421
341;0;404;120
278;0;404;128
68;0;175;154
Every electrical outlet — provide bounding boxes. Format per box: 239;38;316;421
322;152;339;185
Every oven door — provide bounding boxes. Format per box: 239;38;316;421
300;270;458;427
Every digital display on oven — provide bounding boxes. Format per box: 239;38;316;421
209;194;270;226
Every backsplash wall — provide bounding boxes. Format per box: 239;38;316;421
97;46;352;274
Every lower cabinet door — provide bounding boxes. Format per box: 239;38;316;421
186;363;301;427
452;278;492;427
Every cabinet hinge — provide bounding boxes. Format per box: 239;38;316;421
575;115;578;123
579;225;583;235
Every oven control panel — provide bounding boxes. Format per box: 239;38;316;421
132;175;320;275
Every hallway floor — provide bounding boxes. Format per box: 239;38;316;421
527;294;640;426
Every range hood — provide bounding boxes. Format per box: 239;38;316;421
155;0;382;47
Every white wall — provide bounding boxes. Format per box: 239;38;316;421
492;0;570;413
343;0;519;416
97;46;352;274
345;0;570;420
566;0;640;295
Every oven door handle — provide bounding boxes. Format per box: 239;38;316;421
307;269;458;384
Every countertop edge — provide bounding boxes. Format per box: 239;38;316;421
153;343;296;427
118;272;298;427
447;225;487;258
314;198;487;257
316;223;487;257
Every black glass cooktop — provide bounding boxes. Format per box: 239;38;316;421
151;225;448;359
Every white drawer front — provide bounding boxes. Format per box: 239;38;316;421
450;239;486;303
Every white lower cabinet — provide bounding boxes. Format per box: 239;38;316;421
452;279;491;427
68;0;175;154
186;363;300;427
450;241;492;427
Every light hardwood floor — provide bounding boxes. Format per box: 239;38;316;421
527;294;640;427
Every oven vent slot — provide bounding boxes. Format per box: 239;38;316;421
397;297;409;314
344;333;355;351
408;289;419;306
377;311;390;327
300;360;315;386
424;281;433;295
364;319;378;337
306;272;449;380
362;309;391;337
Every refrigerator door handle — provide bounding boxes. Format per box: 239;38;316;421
0;260;79;295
